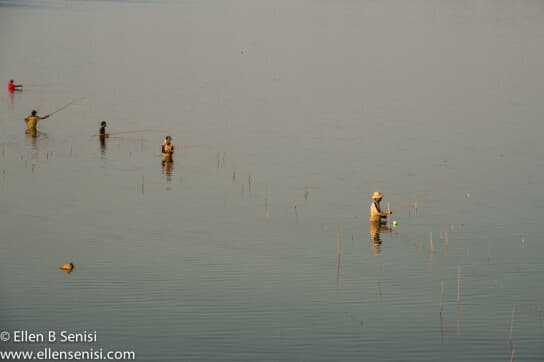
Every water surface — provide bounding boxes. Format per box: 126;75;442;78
1;1;543;361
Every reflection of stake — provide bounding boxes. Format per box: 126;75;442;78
456;302;461;336
336;225;341;288
440;280;445;341
294;202;299;224
457;265;461;303
336;254;341;289
509;304;515;345
440;280;445;316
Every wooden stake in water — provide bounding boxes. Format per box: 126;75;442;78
232;165;236;184
141;176;144;194
457;265;461;303
456;302;461;336
509;304;516;360
304;185;309;200
294;202;299;224
336;225;342;256
429;232;434;251
445;232;449;248
248;175;252;193
387;202;391;226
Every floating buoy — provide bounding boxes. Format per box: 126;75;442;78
59;262;74;273
392;221;398;227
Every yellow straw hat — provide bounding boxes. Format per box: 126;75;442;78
372;191;384;200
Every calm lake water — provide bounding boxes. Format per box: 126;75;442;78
1;0;543;361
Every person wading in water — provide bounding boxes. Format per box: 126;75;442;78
7;80;22;92
25;110;49;137
369;191;392;223
369;191;392;252
162;136;174;163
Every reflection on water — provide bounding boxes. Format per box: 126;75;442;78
99;136;107;158
8;91;15;105
369;221;391;256
162;160;173;183
24;131;42;155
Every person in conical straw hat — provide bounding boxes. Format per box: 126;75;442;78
369;191;392;223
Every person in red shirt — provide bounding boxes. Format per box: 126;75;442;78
7;80;22;92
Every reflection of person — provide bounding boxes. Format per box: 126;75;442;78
26;128;39;138
369;191;392;223
369;221;391;243
369;221;391;255
7;80;22;92
25;110;49;135
99;136;107;156
161;136;174;162
99;121;109;138
162;159;174;182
